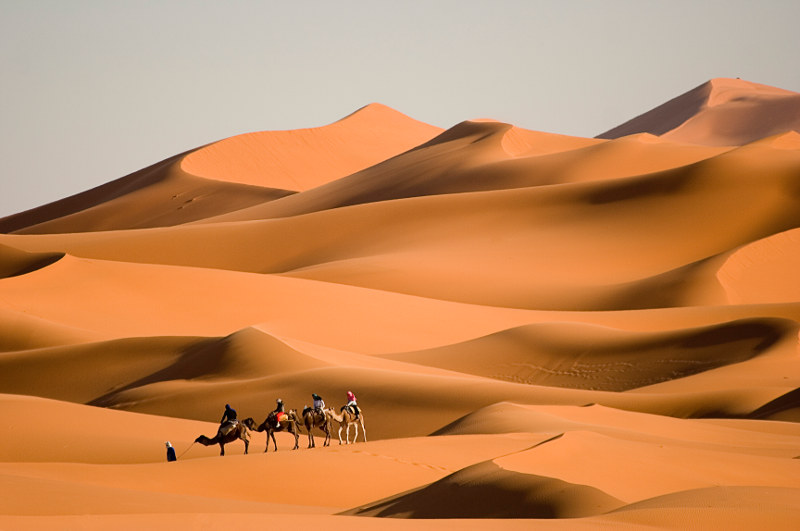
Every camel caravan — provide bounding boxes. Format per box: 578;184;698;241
192;392;366;457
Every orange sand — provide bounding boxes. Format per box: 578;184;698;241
2;78;800;529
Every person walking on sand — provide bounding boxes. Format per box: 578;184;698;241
346;390;360;419
165;441;177;462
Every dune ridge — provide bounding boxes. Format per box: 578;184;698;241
598;77;800;146
2;77;800;528
180;102;444;190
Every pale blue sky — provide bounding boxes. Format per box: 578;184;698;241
2;0;799;217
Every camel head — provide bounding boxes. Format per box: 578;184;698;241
241;417;259;431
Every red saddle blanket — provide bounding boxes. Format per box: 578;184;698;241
276;412;287;423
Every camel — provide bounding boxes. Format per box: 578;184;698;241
194;420;250;456
242;410;301;452
301;406;332;448
328;405;367;445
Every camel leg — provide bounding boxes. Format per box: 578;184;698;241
219;443;225;456
324;425;331;447
292;425;300;450
360;419;367;443
351;423;357;444
243;438;249;455
338;424;344;445
307;430;315;448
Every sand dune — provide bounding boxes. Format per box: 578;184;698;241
599;78;800;146
192;123;729;225
0;243;63;278
383;318;799;391
0;154;295;234
344;460;627;518
0;103;440;235
6;128;798;312
2;78;800;528
718;226;800;304
180;103;443;190
0;306;99;351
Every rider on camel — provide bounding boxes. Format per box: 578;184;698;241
312;393;325;415
218;404;238;436
346;390;360;419
272;398;286;428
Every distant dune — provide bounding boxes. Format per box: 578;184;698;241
598;77;800;146
2;78;800;529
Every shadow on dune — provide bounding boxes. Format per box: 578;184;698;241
88;336;234;408
0;152;294;234
0;243;64;279
383;318;793;392
87;327;326;409
340;459;624;519
747;387;800;422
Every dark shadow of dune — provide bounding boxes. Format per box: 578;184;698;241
746;387;800;422
383;318;794;392
340;459;624;519
597;80;711;139
88;327;325;408
0;151;295;234
0;243;64;279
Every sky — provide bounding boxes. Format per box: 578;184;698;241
2;0;799;218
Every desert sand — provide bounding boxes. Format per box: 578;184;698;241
1;77;800;529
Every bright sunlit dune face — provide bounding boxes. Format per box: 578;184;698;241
717;227;800;304
180;103;443;190
2;80;800;529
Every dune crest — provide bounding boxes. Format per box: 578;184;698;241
599;77;800;146
180;103;443;190
717;227;800;304
0;242;63;278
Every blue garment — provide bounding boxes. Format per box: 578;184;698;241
220;405;237;424
166;446;177;462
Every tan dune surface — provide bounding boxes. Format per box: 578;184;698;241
3;79;800;528
180;103;443;190
0;154;295;235
599;77;800;146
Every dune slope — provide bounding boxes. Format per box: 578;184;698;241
599;78;800;146
2;80;800;528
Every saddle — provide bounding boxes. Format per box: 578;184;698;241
341;404;359;417
303;406;326;423
217;419;238;437
269;411;287;427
